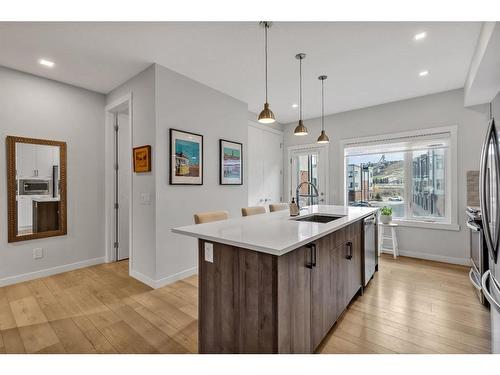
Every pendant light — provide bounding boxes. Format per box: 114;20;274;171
257;21;276;124
294;53;308;136
317;75;330;144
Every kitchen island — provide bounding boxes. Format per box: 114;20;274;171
172;205;379;354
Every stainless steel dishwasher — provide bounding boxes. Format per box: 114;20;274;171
363;214;377;286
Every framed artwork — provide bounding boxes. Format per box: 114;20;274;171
219;139;243;185
133;145;152;173
169;128;203;185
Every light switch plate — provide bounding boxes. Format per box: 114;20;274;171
204;242;214;263
140;192;151;205
33;248;43;260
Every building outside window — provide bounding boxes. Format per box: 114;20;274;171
343;128;455;225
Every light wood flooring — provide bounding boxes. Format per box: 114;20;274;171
0;255;491;354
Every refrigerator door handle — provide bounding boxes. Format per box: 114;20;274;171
482;270;500;313
469;269;482;290
480;119;498;261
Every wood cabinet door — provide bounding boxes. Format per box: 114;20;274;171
277;244;312;353
333;241;348;320
310;236;335;350
346;233;362;303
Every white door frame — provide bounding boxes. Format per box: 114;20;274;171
287;143;330;204
247;120;284;203
104;93;133;272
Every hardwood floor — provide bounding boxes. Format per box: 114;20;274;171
0;255;491;354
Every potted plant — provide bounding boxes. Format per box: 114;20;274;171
380;206;393;224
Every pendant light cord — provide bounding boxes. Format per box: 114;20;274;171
264;23;268;103
321;79;325;131
299;57;303;121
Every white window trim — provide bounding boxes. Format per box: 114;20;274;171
337;125;459;231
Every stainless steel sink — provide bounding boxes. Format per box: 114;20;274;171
293;214;345;223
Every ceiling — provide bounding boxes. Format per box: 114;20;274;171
0;22;482;123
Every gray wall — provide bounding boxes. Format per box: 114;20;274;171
493;91;500;119
0;66;106;284
106;65;157;282
155;64;248;284
284;89;489;264
106;64;248;286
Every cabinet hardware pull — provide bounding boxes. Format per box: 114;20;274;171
346;241;353;260
312;243;317;267
306;244;315;269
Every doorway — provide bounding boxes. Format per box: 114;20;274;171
288;144;329;207
105;95;133;265
114;111;130;261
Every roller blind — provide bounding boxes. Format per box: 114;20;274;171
344;131;450;157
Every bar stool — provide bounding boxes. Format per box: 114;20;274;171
269;203;288;212
194;211;229;224
241;206;266;217
378;222;399;259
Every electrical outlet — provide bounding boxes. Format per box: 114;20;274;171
33;248;43;260
204;242;213;263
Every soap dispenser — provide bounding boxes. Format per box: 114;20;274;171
289;198;299;216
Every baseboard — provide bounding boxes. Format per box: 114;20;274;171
380;249;471;266
130;266;198;289
154;266;198;289
130;269;157;289
0;257;106;287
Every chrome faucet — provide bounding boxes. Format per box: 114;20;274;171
296;181;319;210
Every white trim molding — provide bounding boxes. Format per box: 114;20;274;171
130;267;198;289
0;257;105;287
381;250;470;266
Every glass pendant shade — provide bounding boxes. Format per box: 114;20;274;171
294;120;308;136
258;102;276;124
317;130;330;143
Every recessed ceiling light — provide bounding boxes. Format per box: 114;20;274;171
39;59;55;68
292;104;298;108
414;32;427;41
419;70;429;77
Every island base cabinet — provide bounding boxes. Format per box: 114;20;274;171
198;221;364;354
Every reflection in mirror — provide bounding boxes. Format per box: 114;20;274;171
7;136;67;242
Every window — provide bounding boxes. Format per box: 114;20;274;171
342;127;457;227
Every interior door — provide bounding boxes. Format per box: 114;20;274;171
248;124;283;207
290;146;328;207
115;112;130;261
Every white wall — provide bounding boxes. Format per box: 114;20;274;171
106;65;157;283
0;66;106;285
284;89;489;265
155;64;248;285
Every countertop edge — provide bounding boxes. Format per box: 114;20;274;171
172;209;378;256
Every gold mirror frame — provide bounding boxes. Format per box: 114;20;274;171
6;136;67;243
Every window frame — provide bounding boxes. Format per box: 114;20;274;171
337;126;459;231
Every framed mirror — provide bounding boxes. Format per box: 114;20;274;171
6;136;67;242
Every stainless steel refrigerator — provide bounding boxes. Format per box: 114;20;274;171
479;117;500;354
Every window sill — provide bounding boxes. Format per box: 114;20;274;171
390;219;460;231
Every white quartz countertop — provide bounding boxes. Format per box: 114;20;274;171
172;205;379;256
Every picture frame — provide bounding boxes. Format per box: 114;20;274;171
219;139;243;185
169;128;203;185
133;145;152;173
